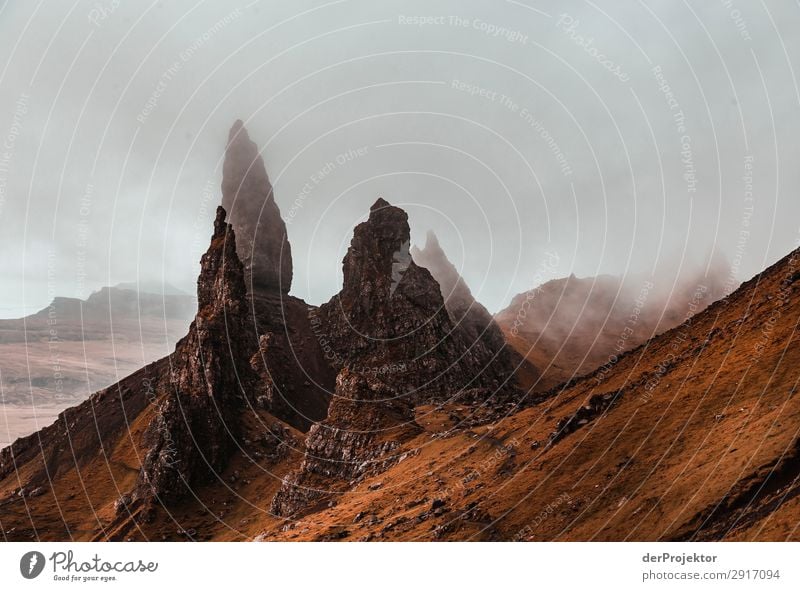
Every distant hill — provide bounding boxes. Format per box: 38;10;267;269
495;261;731;391
114;281;190;296
0;285;195;447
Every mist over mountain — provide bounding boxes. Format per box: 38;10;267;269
1;1;798;318
2;123;799;542
495;252;733;390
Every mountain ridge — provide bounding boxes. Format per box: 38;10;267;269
1;122;797;542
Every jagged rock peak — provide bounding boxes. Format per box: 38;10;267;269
131;204;253;508
223;121;270;196
221;120;292;295
270;368;420;517
411;230;473;305
196;206;245;318
371;196;392;211
367;196;407;229
424;229;440;249
340;197;413;299
317;198;517;401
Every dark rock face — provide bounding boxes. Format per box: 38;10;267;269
272;199;519;517
411;230;517;381
316;198;508;400
247;300;335;432
132;207;254;508
220;121;333;431
222;120;292;295
125;126;333;508
270;369;418;517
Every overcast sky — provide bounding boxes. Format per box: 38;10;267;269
0;0;799;317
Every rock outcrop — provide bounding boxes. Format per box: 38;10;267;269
315;198;510;401
132;206;254;509
271;198;520;517
5;116;800;542
246;302;335;432
222;120;293;295
222;120;332;431
270;368;418;516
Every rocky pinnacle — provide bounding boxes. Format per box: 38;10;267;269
221;120;293;295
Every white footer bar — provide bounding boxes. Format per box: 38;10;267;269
0;542;797;590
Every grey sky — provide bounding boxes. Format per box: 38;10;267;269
0;0;798;317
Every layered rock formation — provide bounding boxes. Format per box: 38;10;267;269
221;121;333;431
222;120;292;295
270;368;419;517
0;207;254;524
3;117;800;541
315;198;510;400
131;207;254;509
271;199;520;517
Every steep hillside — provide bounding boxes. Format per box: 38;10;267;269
3;242;797;541
246;246;799;541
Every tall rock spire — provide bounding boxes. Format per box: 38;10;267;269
315;198;516;396
318;198;461;388
132;206;254;508
221;120;292;295
222;121;333;433
271;199;522;517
